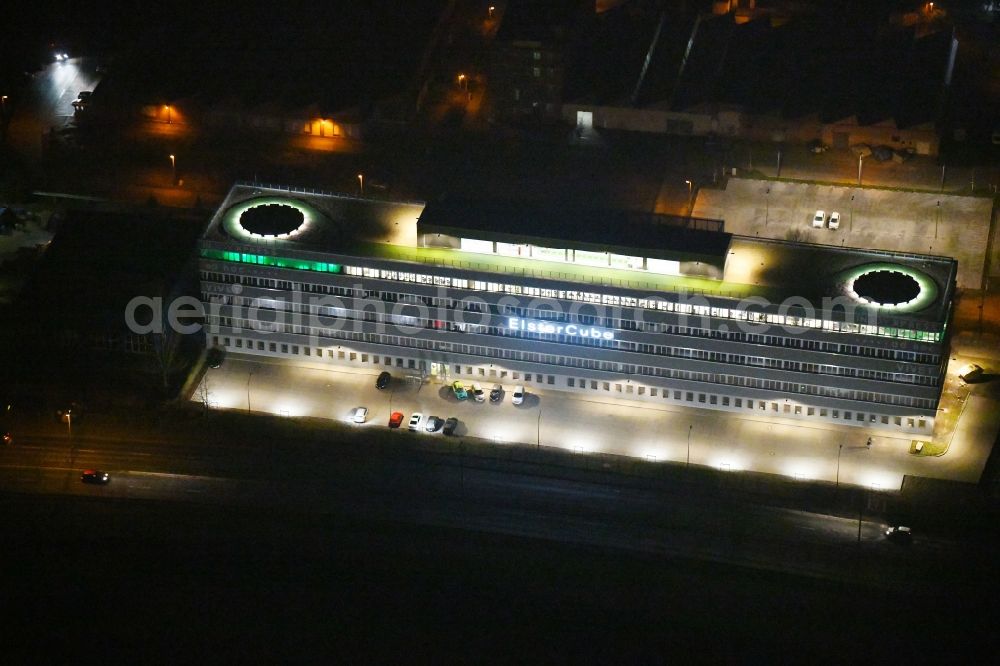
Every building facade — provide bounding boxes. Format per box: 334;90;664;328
198;184;955;436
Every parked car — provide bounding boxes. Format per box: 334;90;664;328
388;411;404;428
807;139;828;153
425;415;443;432
828;212;840;230
512;385;525;405
376;371;392;390
352;407;368;424
81;470;109;484
958;363;983;382
872;145;893;162
489;384;503;403
812;210;826;228
451;380;468;400
206;347;225;369
885;526;912;543
471;383;485;402
408;412;423;431
443;417;459;435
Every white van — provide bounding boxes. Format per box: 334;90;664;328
512;385;525;405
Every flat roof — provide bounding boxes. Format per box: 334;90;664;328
417;198;730;264
200;184;957;326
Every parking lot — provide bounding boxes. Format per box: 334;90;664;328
695;178;993;289
194;354;1000;491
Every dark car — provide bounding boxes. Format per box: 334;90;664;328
376;371;392;390
81;470;109;484
206;347;225;369
425;416;443;432
885;526;912;543
489;384;503;403
443;417;459;436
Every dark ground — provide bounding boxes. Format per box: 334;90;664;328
3;492;995;664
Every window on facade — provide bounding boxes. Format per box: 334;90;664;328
567;378;575;387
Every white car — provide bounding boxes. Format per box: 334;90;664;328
512;385;525;405
408;412;423;430
471;382;485;402
352;407;368;424
812;210;826;228
828;211;840;229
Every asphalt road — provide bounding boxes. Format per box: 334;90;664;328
1;428;989;595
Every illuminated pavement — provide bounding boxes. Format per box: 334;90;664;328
195;355;1000;491
4;57;102;161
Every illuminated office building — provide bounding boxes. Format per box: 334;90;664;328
199;184;955;435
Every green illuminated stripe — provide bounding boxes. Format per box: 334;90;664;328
200;248;341;273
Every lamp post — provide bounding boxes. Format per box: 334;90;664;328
357;173;364;196
536;408;541;449
685;180;692;215
165;104;171;124
246;366;254;414
935;200;940;239
764;186;770;226
169;154;176;185
488;5;495;18
686;424;692;467
857;154;864;186
836;443;843;490
457;73;467;90
0;95;7;116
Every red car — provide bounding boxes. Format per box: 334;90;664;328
388;411;404;428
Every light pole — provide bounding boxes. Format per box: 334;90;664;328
169;154;176;185
488;5;495;19
165;104;171;124
685;180;692;215
357;173;364;196
764;186;770;226
246;366;254;414
0;95;7;116
836;443;843;490
536;408;541;449
458;73;467;90
935;200;940;239
686;424;692;467
857;154;864;186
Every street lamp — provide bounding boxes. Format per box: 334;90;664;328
764;186;770;226
536;408;541;449
685;180;693;215
686;424;692;467
457;73;467;90
357;173;364;195
857;153;864;186
164;104;171;124
836;443;843;490
0;95;7;115
169;154;176;185
488;5;495;19
246;366;254;414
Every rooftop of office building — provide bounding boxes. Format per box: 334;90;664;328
199;184;957;329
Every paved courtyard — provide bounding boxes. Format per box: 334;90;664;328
195;354;1000;492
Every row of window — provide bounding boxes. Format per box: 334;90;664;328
199;274;941;366
207;316;937;411
200;256;944;344
211;333;931;431
209;298;938;388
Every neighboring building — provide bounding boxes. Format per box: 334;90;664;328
198;184;956;436
489;0;586;123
